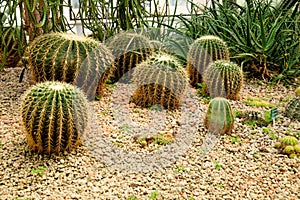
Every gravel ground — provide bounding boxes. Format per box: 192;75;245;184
0;67;299;200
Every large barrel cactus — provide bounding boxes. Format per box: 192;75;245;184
131;52;188;110
285;97;300;121
204;97;234;135
107;32;153;82
186;35;230;86
20;81;88;155
25;32;114;99
203;60;243;100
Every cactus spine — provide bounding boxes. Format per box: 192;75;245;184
131;52;188;110
284;97;300;121
203;60;243;100
20;81;88;155
25;32;114;99
187;35;230;86
204;97;234;135
107;32;153;82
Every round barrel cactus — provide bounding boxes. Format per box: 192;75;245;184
131;52;188;110
204;97;234;135
21;81;88;155
285;97;300;121
187;35;230;86
25;32;114;99
295;87;300;97
203;60;243;100
107;32;153;82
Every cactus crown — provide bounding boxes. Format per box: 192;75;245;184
21;81;88;155
186;35;230;86
204;97;234;135
284;97;300;121
25;32;114;99
203;60;243;100
131;52;188;110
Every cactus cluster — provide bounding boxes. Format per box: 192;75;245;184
131;52;188;110
187;35;230;86
107;32;153;82
25;32;114;99
274;136;300;158
284;97;300;121
203;60;243;100
204;97;234;135
20;81;88;155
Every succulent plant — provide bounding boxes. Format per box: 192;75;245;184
284;97;300;121
283;145;294;155
186;35;230;86
204;97;234;135
294;144;300;154
203;60;243;100
295;87;300;97
25;32;114;99
131;52;188;110
107;32;153;82
20;81;88;155
279;136;299;147
0;27;22;68
275;136;300;158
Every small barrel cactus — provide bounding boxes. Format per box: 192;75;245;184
107;32;153;82
295;87;300;97
275;136;299;158
203;60;243;100
25;32;114;99
186;35;230;86
279;136;299;146
204;97;234;135
131;52;188;110
284;97;300;121
20;81;88;155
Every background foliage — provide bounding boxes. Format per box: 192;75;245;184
177;0;300;83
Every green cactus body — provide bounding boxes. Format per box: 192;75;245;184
283;145;294;155
0;27;22;68
187;35;230;86
295;87;300;97
25;32;114;99
294;144;300;154
284;97;300;121
204;97;234;135
131;52;188;110
20;81;88;155
203;60;243;100
107;32;153;82
279;136;299;147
